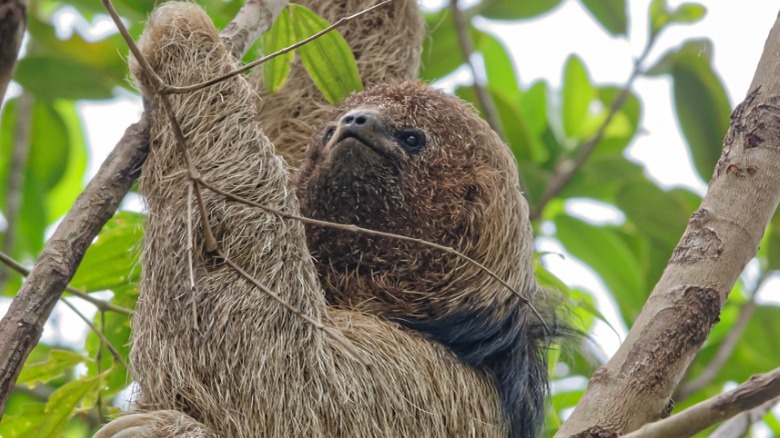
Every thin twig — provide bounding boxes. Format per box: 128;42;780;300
0;92;32;289
448;0;505;141
160;0;395;95
60;298;128;369
186;181;199;331
0;251;133;315
99;0;165;91
708;396;780;438
622;366;780;438
675;299;758;401
197;178;550;333
530;44;653;221
218;249;368;365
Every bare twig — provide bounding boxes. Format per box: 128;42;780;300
708;396;779;438
0;119;148;417
0;0;26;105
197;178;550;333
60;298;128;369
675;299;758;401
0;251;133;315
220;0;288;60
218;250;367;365
622;368;780;438
530;44;653;221
448;0;505;141
186;181;199;331
160;0;395;95
0;92;32;289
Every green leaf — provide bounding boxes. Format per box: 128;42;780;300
37;375;102;437
289;4;363;105
479;0;564;21
262;7;295;93
670;4;707;24
615;181;689;249
474;30;521;101
555;215;646;322
421;10;464;81
592;87;641;155
17;350;88;388
671;44;731;182
84;284;137;401
562;56;595;139
26;17;129;90
0;98;71;258
649;0;670;38
649;0;707;39
579;0;627;37
519;81;550;137
559;154;643;202
15;56;116;101
46;101;87;222
71;212;145;292
0;403;48;437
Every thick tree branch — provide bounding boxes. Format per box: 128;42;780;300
220;0;287;59
675;299;757;401
0;0;25;105
0;119;149;417
557;12;780;437
622;368;780;438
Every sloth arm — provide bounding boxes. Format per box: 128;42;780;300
95;3;503;437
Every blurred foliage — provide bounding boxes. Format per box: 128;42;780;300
0;0;778;436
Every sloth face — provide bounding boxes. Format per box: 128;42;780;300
296;82;524;318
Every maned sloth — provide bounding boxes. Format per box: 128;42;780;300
96;2;564;438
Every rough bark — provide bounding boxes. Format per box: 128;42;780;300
622;367;780;438
0;120;148;417
0;0;26;105
557;11;780;437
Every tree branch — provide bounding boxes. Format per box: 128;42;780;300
0;250;133;315
0;0;26;105
0;119;149;417
708;396;779;438
448;0;505;141
530;43;651;221
557;11;780;436
220;0;288;60
622;368;780;438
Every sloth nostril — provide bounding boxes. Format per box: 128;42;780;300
355;116;367;125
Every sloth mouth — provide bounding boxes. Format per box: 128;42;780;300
336;132;389;158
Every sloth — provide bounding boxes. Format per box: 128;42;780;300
95;2;563;437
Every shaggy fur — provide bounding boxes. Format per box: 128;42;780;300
298;84;559;435
251;0;424;169
97;2;562;437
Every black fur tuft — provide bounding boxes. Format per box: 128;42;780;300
401;297;562;438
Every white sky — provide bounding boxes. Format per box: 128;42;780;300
5;0;780;374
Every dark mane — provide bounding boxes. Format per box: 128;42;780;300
400;295;562;437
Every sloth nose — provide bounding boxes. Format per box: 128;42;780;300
339;109;380;134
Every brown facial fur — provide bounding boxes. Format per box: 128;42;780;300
298;83;539;322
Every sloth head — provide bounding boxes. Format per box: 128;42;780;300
297;82;538;322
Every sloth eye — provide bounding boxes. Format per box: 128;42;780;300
323;127;336;143
396;129;426;154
